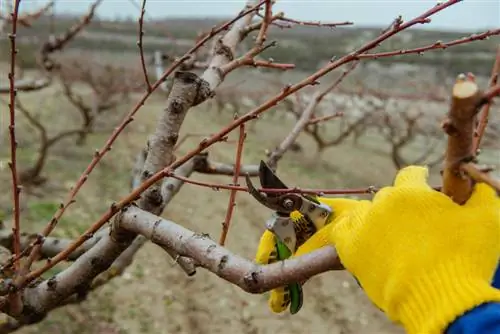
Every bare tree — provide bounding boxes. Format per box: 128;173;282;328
0;0;499;332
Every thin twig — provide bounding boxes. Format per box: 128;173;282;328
251;59;295;70
461;163;500;193
255;0;272;45
474;46;500;151
7;0;22;272
277;17;353;28
219;124;246;245
137;0;152;92
169;173;380;195
358;29;500;59
317;61;359;101
308;111;344;125
483;84;500;102
257;12;353;28
6;0;24;316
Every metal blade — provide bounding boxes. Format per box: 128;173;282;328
245;173;272;208
258;160;289;195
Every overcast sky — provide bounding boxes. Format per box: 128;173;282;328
14;0;500;31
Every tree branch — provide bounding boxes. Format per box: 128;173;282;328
441;74;484;204
117;205;343;293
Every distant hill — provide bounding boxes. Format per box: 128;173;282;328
2;14;497;76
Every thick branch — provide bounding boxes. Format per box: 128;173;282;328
139;71;212;214
441;74;483;204
102;156;199;280
0;230;102;262
20;233;131;318
117;206;343;293
192;154;259;176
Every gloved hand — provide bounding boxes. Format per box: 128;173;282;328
254;196;359;313
328;166;500;334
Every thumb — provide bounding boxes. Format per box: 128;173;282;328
393;165;432;190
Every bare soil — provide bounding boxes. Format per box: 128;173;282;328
1;69;496;334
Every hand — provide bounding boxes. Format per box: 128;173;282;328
254;196;360;313
330;166;500;334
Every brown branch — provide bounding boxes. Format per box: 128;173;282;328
7;0;22;274
219;124;246;245
248;59;295;70
174;133;236;151
241;12;284;36
255;0;272;45
357;29;500;60
441;74;484;204
137;0;152;92
5;0;23;316
168;173;380;195
483;84;500;101
117;206;344;293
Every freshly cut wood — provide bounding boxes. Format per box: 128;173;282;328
441;74;483;204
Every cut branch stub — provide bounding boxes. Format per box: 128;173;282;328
441;74;483;204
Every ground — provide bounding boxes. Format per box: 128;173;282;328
0;66;497;334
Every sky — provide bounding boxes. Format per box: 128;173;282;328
12;0;500;32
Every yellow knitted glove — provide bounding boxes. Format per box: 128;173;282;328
330;166;500;334
255;197;360;313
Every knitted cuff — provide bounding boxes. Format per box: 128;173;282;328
395;258;500;334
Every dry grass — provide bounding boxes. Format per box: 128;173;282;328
0;67;498;334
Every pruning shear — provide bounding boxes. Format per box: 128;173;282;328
245;161;334;314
